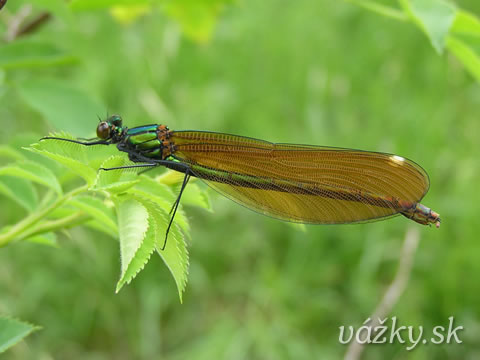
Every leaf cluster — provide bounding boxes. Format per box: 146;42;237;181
346;0;480;82
0;134;212;302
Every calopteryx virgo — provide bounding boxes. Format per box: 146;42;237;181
42;115;441;248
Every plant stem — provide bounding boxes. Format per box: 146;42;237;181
19;213;90;241
0;184;89;247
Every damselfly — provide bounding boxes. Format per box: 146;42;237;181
42;115;441;248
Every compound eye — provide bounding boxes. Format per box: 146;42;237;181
96;122;110;139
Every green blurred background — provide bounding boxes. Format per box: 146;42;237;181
1;0;480;359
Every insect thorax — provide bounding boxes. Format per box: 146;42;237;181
123;124;175;160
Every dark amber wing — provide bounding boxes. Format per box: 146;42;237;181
169;130;430;224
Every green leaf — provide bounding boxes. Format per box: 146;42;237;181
85;219;117;238
345;0;407;21
0;146;25;162
25;232;59;247
0;316;40;353
162;0;232;43
7;135;65;177
181;183;212;211
27;134;98;185
139;175;177;203
16;79;105;137
399;0;457;54
287;222;307;233
0;160;62;195
46;206;78;220
94;156;140;194
110;4;152;25
131;176;190;237
136;196;189;301
156;170;185;186
70;0;151;11
0;176;38;212
116;215;156;292
115;196;152;292
68;196;117;233
0;40;75;69
447;36;480;82
451;10;480;38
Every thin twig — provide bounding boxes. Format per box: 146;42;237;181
344;227;420;360
0;184;89;247
15;12;51;38
4;4;32;42
0;0;8;12
18;213;90;241
4;5;52;42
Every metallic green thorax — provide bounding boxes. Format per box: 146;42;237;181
124;124;166;159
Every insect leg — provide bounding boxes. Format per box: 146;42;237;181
160;170;191;251
100;163;157;171
40;137;110;146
